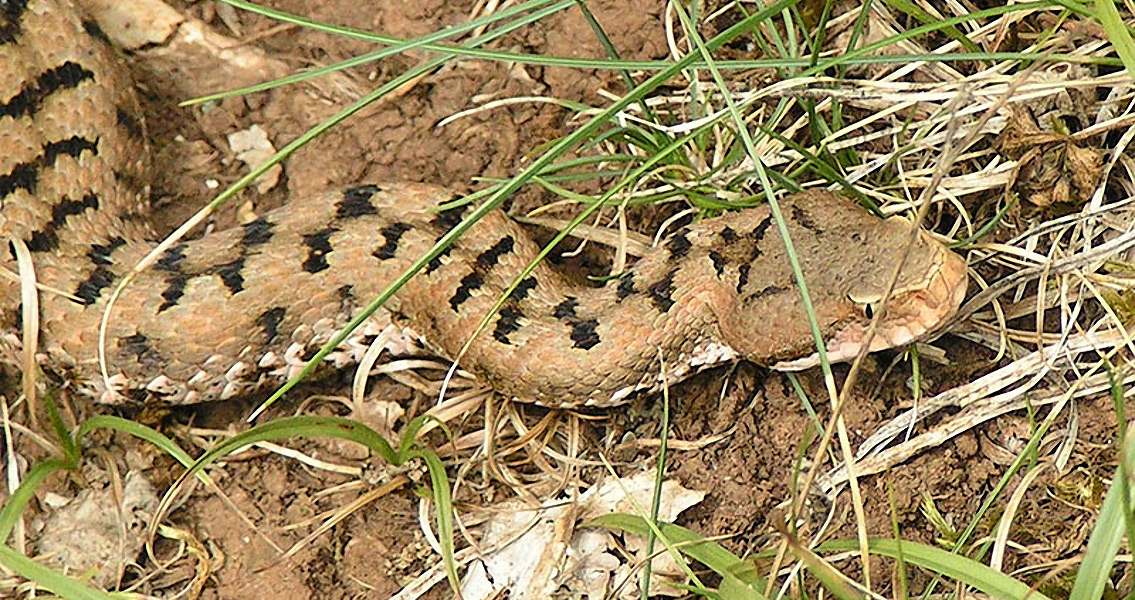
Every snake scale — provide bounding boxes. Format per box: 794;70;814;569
0;0;968;408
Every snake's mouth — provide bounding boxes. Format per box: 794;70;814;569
772;239;968;371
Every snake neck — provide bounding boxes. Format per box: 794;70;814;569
422;256;732;408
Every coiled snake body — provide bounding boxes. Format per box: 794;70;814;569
0;0;968;407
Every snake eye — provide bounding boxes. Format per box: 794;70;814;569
847;294;878;320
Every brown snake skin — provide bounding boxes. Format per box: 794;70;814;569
0;0;968;408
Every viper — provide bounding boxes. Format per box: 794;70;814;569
0;0;968;408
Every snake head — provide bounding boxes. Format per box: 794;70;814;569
770;225;968;370
709;196;968;370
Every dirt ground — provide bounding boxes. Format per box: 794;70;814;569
9;0;1126;598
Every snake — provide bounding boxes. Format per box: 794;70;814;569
0;0;968;408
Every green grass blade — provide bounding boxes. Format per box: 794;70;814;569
397;414;453;460
882;0;981;52
641;378;673;599
412;449;459;592
820;538;1052;600
802;2;1052;77
0;545;114;600
192;417;399;475
42;392;77;461
589;514;768;598
1093;0;1135;75
76;416;209;484
784;532;865;600
0;459;73;543
222;0;565;44
1069;367;1135;600
195;0;575;103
